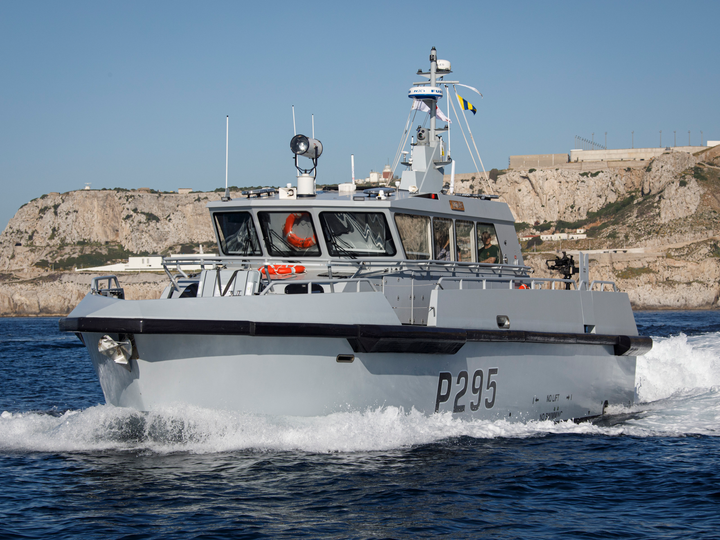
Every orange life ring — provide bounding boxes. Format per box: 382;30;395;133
283;213;317;249
517;284;529;290
261;264;306;277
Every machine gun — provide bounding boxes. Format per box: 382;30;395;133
546;252;578;289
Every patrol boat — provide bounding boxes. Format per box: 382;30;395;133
60;48;651;421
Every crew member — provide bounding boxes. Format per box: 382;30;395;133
478;231;499;263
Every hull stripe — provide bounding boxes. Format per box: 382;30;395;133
59;317;652;357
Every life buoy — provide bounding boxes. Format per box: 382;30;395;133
261;264;306;277
283;213;317;249
517;284;529;290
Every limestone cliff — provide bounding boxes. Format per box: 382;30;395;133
0;189;223;275
451;150;706;227
452;145;720;310
0;272;167;316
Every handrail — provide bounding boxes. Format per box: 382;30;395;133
433;276;617;292
259;278;380;296
90;275;125;299
161;254;532;275
158;255;620;296
588;280;619;292
91;275;121;293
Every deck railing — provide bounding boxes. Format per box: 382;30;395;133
159;255;619;296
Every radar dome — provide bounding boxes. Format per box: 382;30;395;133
437;59;451;72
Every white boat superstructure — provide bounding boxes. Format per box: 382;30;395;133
60;48;651;421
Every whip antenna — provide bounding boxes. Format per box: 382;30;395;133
222;115;231;201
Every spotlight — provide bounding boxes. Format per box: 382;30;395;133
290;134;323;159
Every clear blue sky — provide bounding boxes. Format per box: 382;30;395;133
1;0;718;230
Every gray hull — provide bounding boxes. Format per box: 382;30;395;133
81;330;635;421
63;283;645;421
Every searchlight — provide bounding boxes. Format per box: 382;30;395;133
291;134;323;197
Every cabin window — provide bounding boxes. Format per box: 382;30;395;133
477;223;502;263
394;214;431;260
319;212;397;257
258;211;321;257
433;218;454;261
455;220;475;262
214;212;262;256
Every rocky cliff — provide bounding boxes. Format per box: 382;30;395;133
451;150;709;230
0;189;224;275
2;146;720;315
456;145;720;310
0;272;167;316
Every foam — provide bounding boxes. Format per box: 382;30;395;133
0;405;624;455
636;332;720;403
3;331;720;454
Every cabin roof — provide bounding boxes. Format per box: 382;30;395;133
206;190;516;224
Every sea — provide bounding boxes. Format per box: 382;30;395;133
1;313;720;539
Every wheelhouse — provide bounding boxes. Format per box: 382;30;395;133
207;190;523;266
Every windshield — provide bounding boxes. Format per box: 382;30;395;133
319;212;396;257
258;211;321;257
214;212;262;256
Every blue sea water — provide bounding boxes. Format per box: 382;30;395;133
1;313;720;539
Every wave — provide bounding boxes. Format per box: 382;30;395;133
0;401;716;456
2;330;720;455
636;332;720;403
0;405;625;455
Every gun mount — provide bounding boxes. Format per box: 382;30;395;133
546;252;578;290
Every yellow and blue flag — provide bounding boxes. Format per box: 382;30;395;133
457;94;476;115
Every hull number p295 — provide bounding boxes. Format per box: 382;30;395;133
435;369;499;413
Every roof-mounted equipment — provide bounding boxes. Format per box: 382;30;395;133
291;134;323;198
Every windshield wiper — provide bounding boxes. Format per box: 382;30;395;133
328;236;357;259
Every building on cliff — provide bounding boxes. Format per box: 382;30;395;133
77;254;214;273
510;141;718;171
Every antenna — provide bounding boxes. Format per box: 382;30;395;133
449;159;456;195
222;115;230;201
351;154;355;185
292;105;297;136
445;84;451;160
312;114;315;139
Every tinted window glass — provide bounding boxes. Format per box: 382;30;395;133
258;211;321;257
433;218;453;261
477;223;502;263
320;212;396;257
214;212;262;256
394;214;431;260
456;220;475;262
